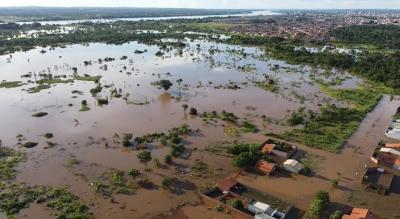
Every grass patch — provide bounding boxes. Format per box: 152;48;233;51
28;84;51;93
75;75;102;83
273;86;382;152
255;81;279;93
0;81;23;88
0;184;93;218
0;146;25;181
36;79;74;85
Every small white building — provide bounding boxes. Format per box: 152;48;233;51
283;159;304;174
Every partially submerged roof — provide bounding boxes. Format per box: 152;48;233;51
384;143;400;148
255;160;276;174
216;177;238;192
251;201;272;212
377;172;394;189
261;143;275;154
283;159;304;171
342;208;380;219
377;152;398;165
380;148;400;156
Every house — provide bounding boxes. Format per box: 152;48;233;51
380;147;400;156
260;139;297;161
384;143;400;149
216;176;240;193
342;208;380;219
283;159;304;174
376;152;398;168
362;167;394;195
261;144;275;154
248;200;286;219
255;160;276;175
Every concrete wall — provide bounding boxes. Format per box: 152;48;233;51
201;194;253;219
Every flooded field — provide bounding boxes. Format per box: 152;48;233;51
0;37;398;219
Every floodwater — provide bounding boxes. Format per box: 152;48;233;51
17;10;281;25
0;37;391;218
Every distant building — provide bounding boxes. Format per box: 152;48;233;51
342;208;380;219
283;159;304;174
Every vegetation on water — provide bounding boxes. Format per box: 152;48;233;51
94;170;138;196
226;142;272;168
80;100;90;112
151;79;173;92
0;146;92;218
307;191;330;218
201;111;258;136
0;146;25;180
0;81;23;88
137;151;152;167
0;184;93;219
273;86;382;152
32;112;48;117
131;124;191;146
75;75;102;83
22;142;38;148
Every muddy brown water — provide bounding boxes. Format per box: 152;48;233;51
0;39;396;218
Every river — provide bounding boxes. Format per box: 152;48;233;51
17;10;281;25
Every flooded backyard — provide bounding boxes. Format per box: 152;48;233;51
0;37;398;218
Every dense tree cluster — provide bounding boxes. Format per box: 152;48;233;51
330;25;400;49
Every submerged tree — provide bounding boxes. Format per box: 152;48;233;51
159;80;173;92
137;151;152;167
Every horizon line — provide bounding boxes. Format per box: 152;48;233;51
0;6;399;10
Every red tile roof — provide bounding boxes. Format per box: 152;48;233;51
216;177;238;192
385;143;400;148
255;160;276;175
261;144;275;154
342;208;380;219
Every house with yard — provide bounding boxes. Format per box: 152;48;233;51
282;159;304;174
202;176;292;219
342;208;380;219
260;139;297;163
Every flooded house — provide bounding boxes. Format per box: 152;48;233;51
282;159;304;174
202;176;292;219
371;142;400;171
341;208;380;219
361;167;394;195
260;139;297;163
254;160;277;176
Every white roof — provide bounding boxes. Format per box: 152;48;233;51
380;147;400;156
283;159;304;170
253;202;271;212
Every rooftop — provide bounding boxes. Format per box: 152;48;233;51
255;160;276;175
342;208;380;219
261;143;275;154
216;176;238;192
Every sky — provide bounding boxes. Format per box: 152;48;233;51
0;0;398;9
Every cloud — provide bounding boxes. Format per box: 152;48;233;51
0;0;398;9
